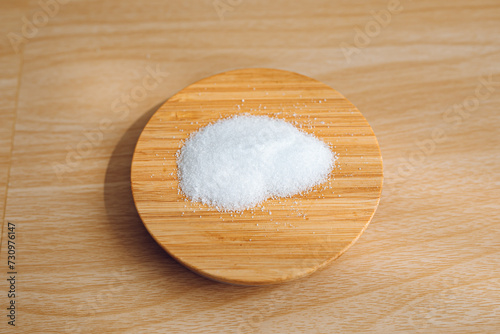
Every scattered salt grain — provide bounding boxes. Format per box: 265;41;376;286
177;115;336;211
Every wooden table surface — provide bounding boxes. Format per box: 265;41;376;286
1;0;499;333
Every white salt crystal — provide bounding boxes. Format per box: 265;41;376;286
177;115;336;211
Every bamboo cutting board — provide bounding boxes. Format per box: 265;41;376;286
131;68;383;285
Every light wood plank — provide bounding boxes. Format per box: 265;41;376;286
0;0;26;239
0;0;499;332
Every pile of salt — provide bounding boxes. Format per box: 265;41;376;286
177;115;335;211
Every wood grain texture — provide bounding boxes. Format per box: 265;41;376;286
0;1;24;300
131;68;383;285
0;65;17;231
0;0;499;332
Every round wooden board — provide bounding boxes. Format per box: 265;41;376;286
131;68;383;285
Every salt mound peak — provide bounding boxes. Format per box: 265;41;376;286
177;115;336;211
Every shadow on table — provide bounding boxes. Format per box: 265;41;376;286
103;102;204;283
